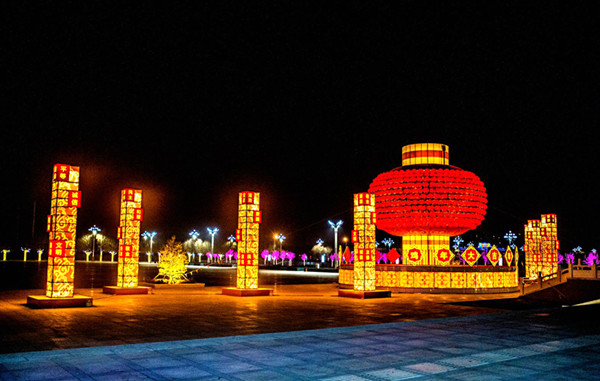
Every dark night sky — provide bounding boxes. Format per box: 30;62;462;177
2;1;599;254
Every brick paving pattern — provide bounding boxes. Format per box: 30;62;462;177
0;284;599;379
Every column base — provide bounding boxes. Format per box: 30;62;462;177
338;289;391;299
222;287;272;297
102;286;152;295
27;295;93;308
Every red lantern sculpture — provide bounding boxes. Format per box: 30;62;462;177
368;143;488;266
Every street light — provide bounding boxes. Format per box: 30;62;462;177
277;233;286;252
142;231;157;262
89;225;101;260
328;220;343;267
382;238;394;251
453;236;464;252
504;231;517;248
207;227;219;255
21;247;30;261
188;230;200;263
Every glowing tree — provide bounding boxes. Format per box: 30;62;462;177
117;189;143;288
155;236;189;284
46;164;81;298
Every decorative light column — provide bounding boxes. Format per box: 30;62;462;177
222;191;272;296
339;192;390;299
525;214;558;280
27;164;92;308
103;188;150;294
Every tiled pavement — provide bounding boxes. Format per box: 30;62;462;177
1;304;600;380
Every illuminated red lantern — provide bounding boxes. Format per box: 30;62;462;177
369;144;487;266
369;165;487;237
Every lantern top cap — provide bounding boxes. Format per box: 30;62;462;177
401;143;449;166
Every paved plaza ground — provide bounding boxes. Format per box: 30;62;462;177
1;283;599;380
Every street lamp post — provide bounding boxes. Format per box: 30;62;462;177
504;231;517;248
277;234;286;265
189;230;199;263
207;227;219;256
142;231;157;262
21;247;30;261
328;220;343;268
228;235;236;263
453;236;464;252
89;225;101;260
277;233;286;251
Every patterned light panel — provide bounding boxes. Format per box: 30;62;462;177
236;191;261;289
46;164;81;298
352;192;377;291
117;189;143;288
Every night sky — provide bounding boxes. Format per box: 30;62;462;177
2;2;599;255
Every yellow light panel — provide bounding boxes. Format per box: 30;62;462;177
402;235;451;266
401;143;449;166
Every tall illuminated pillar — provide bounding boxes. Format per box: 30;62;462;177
103;189;150;294
339;192;390;299
524;219;540;280
222;191;272;296
525;214;558;280
540;214;558;277
27;164;92;308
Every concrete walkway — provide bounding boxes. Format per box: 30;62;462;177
1;284;600;380
1;303;600;380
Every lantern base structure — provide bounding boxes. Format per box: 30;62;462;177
221;287;272;297
26;295;93;309
339;264;520;294
338;289;391;299
102;286;152;295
